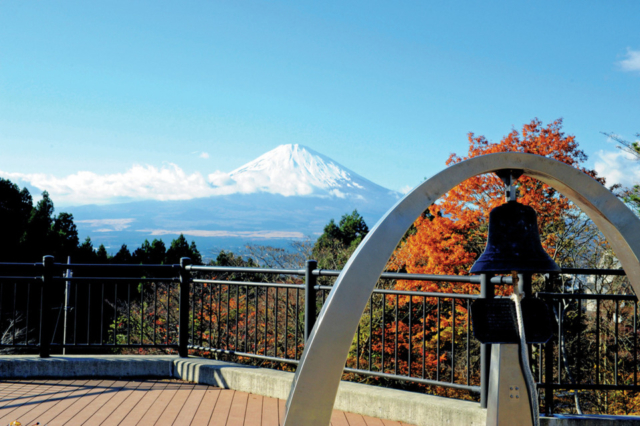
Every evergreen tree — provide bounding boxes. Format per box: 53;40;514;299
0;178;32;261
166;234;202;264
96;244;109;263
112;244;132;263
51;212;79;260
312;210;369;269
76;237;97;263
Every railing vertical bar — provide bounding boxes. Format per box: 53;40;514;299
451;297;455;383
264;287;268;355
81;283;85;345
198;283;203;346
422;297;426;380
357;323;360;371
245;285;249;353
113;283;118;345
178;257;191;357
369;295;373;371
382;294;386;373
153;282;157;345
39;256;54;358
466;298;470;386
635;300;638;386
408;297;412;377
295;288;299;360
226;284;231;350
395;294;399;376
596;299;600;385
100;283;105;344
558;300;562;385
127;283;131;345
544;274;554;416
436;297;441;382
191;281;195;346
577;296;582;384
304;260;317;342
217;283;222;350
12;282;17;344
209;284;214;349
285;287;289;359
235;285;240;351
25;282;30;345
166;282;170;345
615;300;619;386
275;287;279;357
140;282;144;345
254;286;258;354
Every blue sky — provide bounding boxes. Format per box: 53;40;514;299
1;1;639;206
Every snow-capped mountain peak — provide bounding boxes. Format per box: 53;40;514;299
209;144;394;199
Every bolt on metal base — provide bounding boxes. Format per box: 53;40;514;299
486;344;534;426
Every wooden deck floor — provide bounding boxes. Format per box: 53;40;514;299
0;380;416;426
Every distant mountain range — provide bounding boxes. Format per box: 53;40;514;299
68;144;401;260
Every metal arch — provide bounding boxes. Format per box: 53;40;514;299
283;152;640;426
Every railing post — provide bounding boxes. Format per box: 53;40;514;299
39;255;54;358
179;257;192;358
304;260;318;342
544;273;555;416
480;272;494;408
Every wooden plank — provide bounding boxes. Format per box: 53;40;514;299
61;380;141;425
23;379;104;425
0;380;35;398
261;396;280;426
130;381;187;426
226;391;249;426
330;410;350;426
152;382;196;425
244;393;263;426
83;382;149;426
208;389;235;426
102;380;168;426
0;380;87;425
0;379;418;426
362;415;385;426
45;379;119;425
345;412;368;426
171;384;207;425
278;398;286;425
189;387;220;425
0;380;56;412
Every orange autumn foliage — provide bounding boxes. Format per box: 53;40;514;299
373;119;604;400
389;118;599;293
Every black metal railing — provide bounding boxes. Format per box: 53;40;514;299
0;257;637;415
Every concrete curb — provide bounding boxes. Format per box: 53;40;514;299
0;355;174;379
173;357;487;426
2;356;639;425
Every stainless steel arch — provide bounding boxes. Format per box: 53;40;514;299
283;152;640;426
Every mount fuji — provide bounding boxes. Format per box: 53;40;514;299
67;144;401;259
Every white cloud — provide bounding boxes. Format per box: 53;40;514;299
138;229;305;239
594;150;640;188
199;152;210;159
0;164;218;205
619;48;640;73
399;185;413;195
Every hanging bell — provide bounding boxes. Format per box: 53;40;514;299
470;201;560;274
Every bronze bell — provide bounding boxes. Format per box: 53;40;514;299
470;200;560;273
